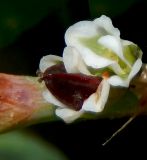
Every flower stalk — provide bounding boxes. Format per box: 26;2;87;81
0;64;147;132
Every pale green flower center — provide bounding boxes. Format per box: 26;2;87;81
123;44;142;65
79;36;141;78
80;36;118;61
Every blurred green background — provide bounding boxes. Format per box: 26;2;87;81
0;131;68;160
0;0;147;75
0;0;147;159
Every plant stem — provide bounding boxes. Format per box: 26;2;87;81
0;64;147;133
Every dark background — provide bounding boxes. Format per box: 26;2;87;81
0;0;147;159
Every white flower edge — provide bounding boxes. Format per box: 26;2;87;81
39;55;110;123
93;15;120;37
98;35;131;67
72;44;115;69
65;15;120;46
82;79;110;112
63;44;142;87
108;58;142;87
55;108;84;123
65;16;118;69
39;55;62;72
63;46;91;75
64;15;143;87
64;15;121;69
43;90;68;108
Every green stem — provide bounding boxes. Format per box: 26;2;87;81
0;64;147;133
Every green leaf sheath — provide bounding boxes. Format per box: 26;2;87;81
0;64;147;132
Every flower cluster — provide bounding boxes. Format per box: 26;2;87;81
39;15;142;123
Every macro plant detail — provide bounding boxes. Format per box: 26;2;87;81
38;15;143;123
0;15;146;134
64;15;142;87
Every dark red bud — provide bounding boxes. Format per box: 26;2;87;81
42;64;102;110
43;63;66;76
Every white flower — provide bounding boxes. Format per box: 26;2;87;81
64;15;143;87
39;15;143;123
39;55;110;123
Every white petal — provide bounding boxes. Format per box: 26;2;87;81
55;108;83;123
122;40;134;46
39;55;62;72
65;15;120;50
108;58;142;87
65;20;98;46
98;35;131;67
128;58;142;80
82;79;110;112
77;46;115;68
110;62;125;75
66;33;116;69
98;35;123;59
43;90;68;108
63;46;91;75
93;15;120;37
108;76;129;87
